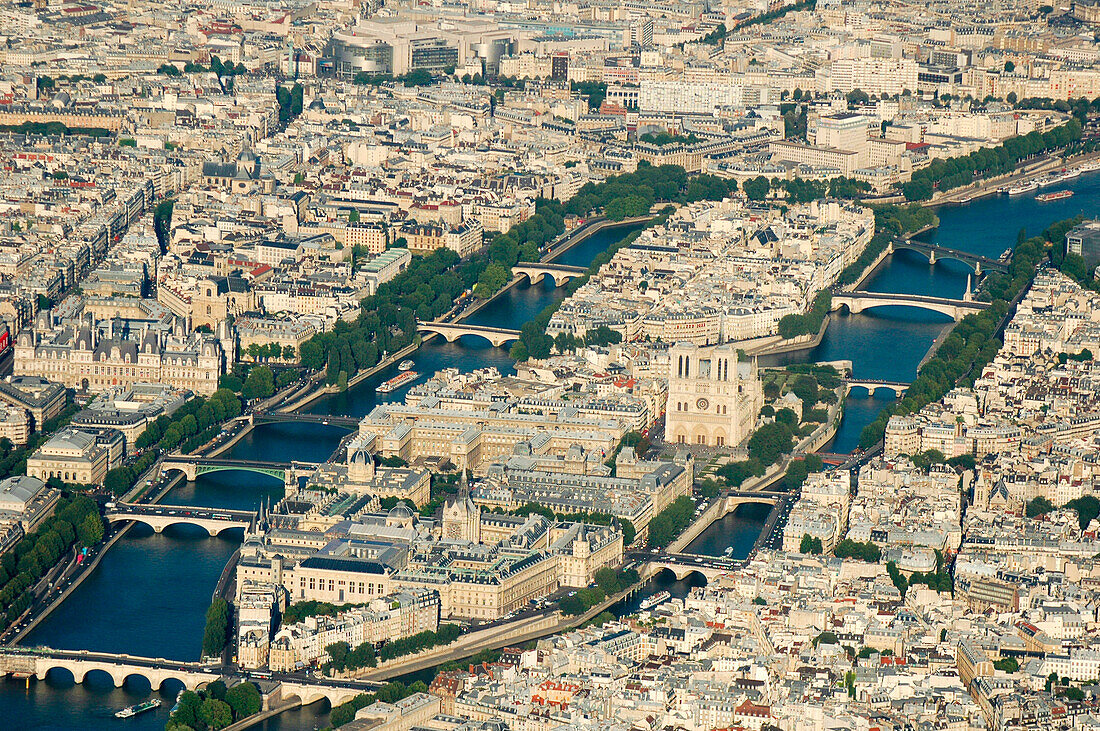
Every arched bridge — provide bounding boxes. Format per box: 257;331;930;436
160;456;319;486
0;648;217;690
106;502;255;536
831;291;989;321
416;322;521;347
251;412;359;428
511;263;587;287
890;240;1009;275
844;379;910;397
642;552;744;582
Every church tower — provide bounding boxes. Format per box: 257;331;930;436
664;342;763;447
442;473;481;543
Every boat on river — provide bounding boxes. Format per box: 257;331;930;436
1007;180;1039;195
398;359;415;371
640;591;671;611
378;370;420;393
116;699;161;718
1036;190;1074;202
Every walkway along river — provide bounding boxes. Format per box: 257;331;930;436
9;175;1100;728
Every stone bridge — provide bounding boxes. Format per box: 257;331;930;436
889;240;1009;275
275;678;382;707
160;456;318;487
510;263;587;287
831;291;989;321
641;552;744;582
844;379;910;397
416;321;521;347
0;648;217;690
106;502;255;536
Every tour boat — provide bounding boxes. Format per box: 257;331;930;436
639;591;671;611
1007;181;1038;195
398;359;415;371
116;699;161;718
377;370;420;393
1036;190;1074;202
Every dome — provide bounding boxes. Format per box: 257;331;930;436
237;146;258;163
388;502;413;521
308;97;326;110
349;449;370;466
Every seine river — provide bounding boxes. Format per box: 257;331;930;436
8;177;1099;728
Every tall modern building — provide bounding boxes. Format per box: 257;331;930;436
664;343;762;448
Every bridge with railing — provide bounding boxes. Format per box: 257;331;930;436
890;240;1010;275
416;321;522;347
844;379;911;397
160;456;319;486
105;502;255;536
831;291;990;321
511;263;588;287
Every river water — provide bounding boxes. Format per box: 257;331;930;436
10;178;1098;727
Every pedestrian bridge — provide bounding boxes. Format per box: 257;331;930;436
416;321;522;347
511;263;587;287
105;502;255;536
889;240;1009;275
831;291;990;321
160;456;319;486
0;648;216;690
844;379;910;397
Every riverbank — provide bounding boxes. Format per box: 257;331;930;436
926;148;1100;207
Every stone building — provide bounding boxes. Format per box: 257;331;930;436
26;428;110;485
14;311;226;395
664;342;763;447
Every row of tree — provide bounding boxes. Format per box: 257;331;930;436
558;566;642;614
101;389;244;496
0;494;102;627
166;679;262;731
645;496;697;549
201;598;230;659
901;119;1082;201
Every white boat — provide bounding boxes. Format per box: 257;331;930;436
398;359;415;371
377;370;419;393
1007;181;1038;195
639;590;671;611
116;699;161;718
1063;167;1082;179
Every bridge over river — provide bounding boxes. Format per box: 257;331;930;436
0;648;384;706
160;456;319;486
105;502;255;536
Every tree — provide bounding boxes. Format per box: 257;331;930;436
202;598;230;657
800;533;823;554
742;176;770;201
200;698;234;730
1026;496;1055;518
1004;61;1015;73
77;513;103;547
241;366;275;400
206;679;228;700
225;682;263;719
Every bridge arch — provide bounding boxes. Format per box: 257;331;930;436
652;566;710;585
831;297;959;321
104;516;250;537
845;384;904;399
